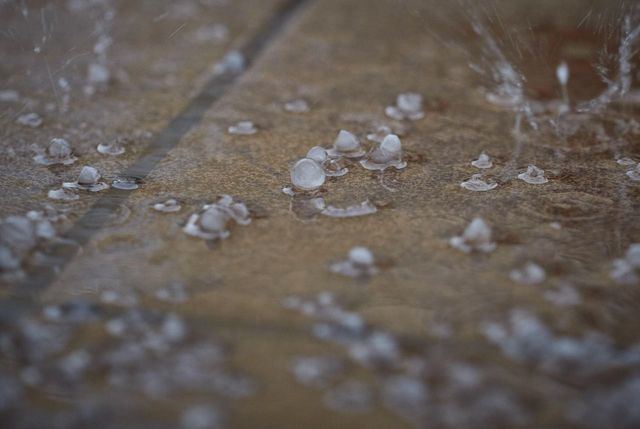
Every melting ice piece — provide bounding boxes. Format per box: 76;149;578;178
518;165;548;184
460;174;497;192
112;178;139;191
307;146;349;177
360;134;407;171
330;246;378;278
626;163;640;181
183;195;251;241
228;121;257;135
327;130;366;158
48;188;79;201
321;200;377;218
153;198;182;213
385;92;424;121
16;112;42;128
0;210;57;273
290;158;326;191
284;99;310;113
616;157;636;166
97;138;126;155
63;166;109;192
33;138;77;166
471;152;493;169
509;262;546;285
449;217;496;253
610;243;640;285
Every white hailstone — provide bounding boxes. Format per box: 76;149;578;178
327;130;365;158
360;134;407;171
213;50;245;75
16;112;42;128
87;63;110;84
366;125;393;143
518;165;548;184
183;195;251;240
153;198;182;213
34;138;77;166
471;152;493;169
510;262;546;285
228;120;257;135
284;99;310;113
449;217;496;253
306;146;328;163
626;163;640;181
291;158;326;191
385;92;424;121
460;174;498;192
616;157;636;166
48;188;79;201
321;200;377;218
330;246;378;278
556;62;569;86
63;166;109;192
97;138;126;155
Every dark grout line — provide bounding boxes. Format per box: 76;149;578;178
0;0;312;323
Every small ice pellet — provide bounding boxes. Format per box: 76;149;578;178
518;165;548;184
449;217;496;253
307;146;328;163
510;262;546;285
360;134;406;171
626;163;640;181
349;246;374;266
78;166;100;185
199;206;229;232
385;92;424;121
471;152;493;169
48;188;79;201
284;99;310;113
153;199;181;213
291;158;326;191
48;138;72;158
17;112;42;128
228;121;257;135
97;138;126;156
334;130;360;152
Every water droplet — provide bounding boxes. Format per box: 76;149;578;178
471;152;493;169
228;121;257;135
449;218;496;253
290;158;326;191
460;174;498;192
518;165;548;184
510;262;546;285
385;92;424;121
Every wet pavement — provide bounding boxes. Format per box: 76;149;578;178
1;0;640;428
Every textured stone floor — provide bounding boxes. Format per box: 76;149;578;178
1;0;639;428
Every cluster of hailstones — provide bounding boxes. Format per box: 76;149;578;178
285;130;407;194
